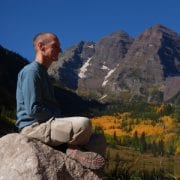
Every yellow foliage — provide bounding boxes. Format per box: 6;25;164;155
131;124;164;136
164;133;176;142
104;129;127;136
91;113;179;140
161;116;174;128
176;147;180;154
141;119;153;125
92;115;121;131
92;115;165;136
156;104;166;114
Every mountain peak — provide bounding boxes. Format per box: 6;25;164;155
109;30;131;38
147;23;178;36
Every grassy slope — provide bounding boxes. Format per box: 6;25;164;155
106;145;179;177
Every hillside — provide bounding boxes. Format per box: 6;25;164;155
0;45;28;108
92;103;180;155
91;103;180;179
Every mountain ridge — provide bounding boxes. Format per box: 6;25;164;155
48;24;180;105
0;24;179;107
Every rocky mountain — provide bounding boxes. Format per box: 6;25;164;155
48;31;134;97
49;41;95;90
0;24;179;106
104;24;180;103
49;24;180;105
77;31;133;98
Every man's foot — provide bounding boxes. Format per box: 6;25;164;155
66;148;105;170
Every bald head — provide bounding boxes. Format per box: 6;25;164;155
33;32;61;68
33;32;58;51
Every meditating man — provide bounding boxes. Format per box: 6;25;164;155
16;32;105;170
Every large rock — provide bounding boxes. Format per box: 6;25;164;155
0;133;101;180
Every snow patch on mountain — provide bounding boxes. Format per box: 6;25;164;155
78;57;92;78
102;68;116;87
99;94;107;101
87;45;94;49
101;65;109;70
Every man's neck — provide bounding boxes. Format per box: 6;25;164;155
35;55;52;69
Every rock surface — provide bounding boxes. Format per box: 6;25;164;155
0;133;101;180
105;24;180;103
48;24;180;104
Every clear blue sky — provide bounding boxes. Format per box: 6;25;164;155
0;0;179;61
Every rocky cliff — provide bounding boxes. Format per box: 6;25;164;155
49;24;180;104
104;24;180;103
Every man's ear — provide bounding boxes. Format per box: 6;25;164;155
37;42;45;52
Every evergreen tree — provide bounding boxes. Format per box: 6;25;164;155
174;108;180;123
167;141;176;155
105;149;110;169
132;131;139;150
113;131;117;143
152;140;158;156
139;132;147;153
158;139;165;156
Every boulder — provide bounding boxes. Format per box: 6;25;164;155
0;133;101;180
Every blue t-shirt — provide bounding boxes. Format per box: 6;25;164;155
16;61;61;129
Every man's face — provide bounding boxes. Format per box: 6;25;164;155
44;36;61;62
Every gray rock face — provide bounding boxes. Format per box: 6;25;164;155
77;31;133;98
0;133;101;180
105;24;180;102
164;76;180;102
49;31;133;98
48;24;180;104
48;41;95;90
